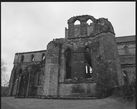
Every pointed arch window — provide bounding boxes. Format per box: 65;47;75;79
84;46;93;78
123;45;129;54
65;48;72;79
42;53;46;61
21;55;24;62
74;20;81;25
31;54;35;62
87;19;93;25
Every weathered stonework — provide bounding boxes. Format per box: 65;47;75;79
8;15;136;98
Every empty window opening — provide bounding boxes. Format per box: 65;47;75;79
89;67;92;73
74;20;81;25
31;54;35;62
85;65;92;78
84;46;92;67
65;48;72;79
123;45;129;54
85;65;92;74
84;46;93;78
87;19;93;25
86;65;88;74
42;53;46;61
21;55;24;62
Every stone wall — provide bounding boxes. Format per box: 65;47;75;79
8;15;135;98
8;50;46;96
59;83;96;97
116;36;136;85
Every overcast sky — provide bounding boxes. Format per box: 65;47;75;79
1;2;135;84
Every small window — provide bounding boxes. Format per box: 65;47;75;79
87;19;93;25
85;46;90;52
31;54;35;62
42;53;46;61
85;65;88;74
85;65;92;74
74;20;81;25
89;67;92;74
21;55;24;62
123;45;129;54
85;64;92;78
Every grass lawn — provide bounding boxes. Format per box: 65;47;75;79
1;97;135;109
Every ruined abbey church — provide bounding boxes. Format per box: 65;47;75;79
8;15;135;98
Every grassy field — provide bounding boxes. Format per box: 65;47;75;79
1;97;135;109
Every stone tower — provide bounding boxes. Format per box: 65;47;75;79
43;15;123;97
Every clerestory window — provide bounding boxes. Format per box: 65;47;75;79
31;54;35;62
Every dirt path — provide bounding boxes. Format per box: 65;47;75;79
1;97;135;109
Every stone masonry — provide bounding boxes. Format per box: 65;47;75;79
8;15;135;98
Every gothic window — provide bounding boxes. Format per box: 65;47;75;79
123;45;129;54
74;20;81;25
31;54;35;62
42;53;46;61
21;55;24;62
84;46;92;66
85;64;92;78
87;19;93;25
65;48;72;79
85;65;92;74
84;46;93;78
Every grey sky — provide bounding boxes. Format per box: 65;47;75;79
1;2;135;84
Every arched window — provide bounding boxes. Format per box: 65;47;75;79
31;54;35;62
85;64;92;78
42;53;46;61
123;45;129;54
65;48;72;79
86;19;93;25
85;65;92;74
84;46;93;78
21;55;24;62
84;46;91;65
74;20;81;25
